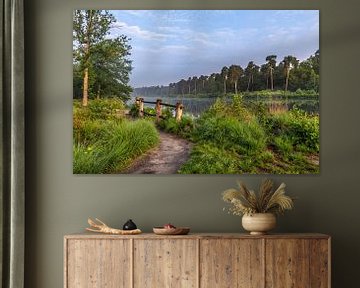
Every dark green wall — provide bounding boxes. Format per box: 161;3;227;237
25;0;360;287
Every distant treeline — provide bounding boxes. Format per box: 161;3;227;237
134;51;319;97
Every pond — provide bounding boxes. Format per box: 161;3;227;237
129;95;319;116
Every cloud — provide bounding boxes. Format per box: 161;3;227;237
112;21;167;41
110;10;319;86
136;44;190;54
122;10;150;17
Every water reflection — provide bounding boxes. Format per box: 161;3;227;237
129;95;319;116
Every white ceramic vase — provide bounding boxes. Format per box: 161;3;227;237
242;213;276;235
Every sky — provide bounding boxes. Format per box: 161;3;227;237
110;10;319;87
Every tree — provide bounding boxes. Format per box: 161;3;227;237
308;50;320;91
290;51;319;92
265;55;277;90
308;50;320;75
90;36;132;100
187;77;192;94
73;10;117;106
73;10;132;105
133;50;319;96
221;66;229;94
244;61;259;91
199;75;207;93
282;55;299;92
192;76;198;95
178;79;187;96
228;65;243;94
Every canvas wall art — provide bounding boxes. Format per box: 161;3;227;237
73;10;319;174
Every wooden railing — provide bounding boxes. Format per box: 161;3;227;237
135;97;184;122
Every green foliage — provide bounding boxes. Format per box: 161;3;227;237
242;89;318;98
157;116;194;138
192;99;266;155
179;144;240;174
129;104;139;117
73;120;159;174
175;97;319;174
73;98;125;121
135;50;319;96
205;96;254;122
273;135;293;154
193;116;266;155
73;10;132;101
266;109;319;152
90;37;133;100
73;99;159;174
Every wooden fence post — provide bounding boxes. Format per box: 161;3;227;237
175;102;184;122
139;98;144;117
155;99;162;122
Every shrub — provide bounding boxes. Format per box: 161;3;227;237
266;109;319;152
193;115;266;155
73;98;125;121
157;116;194;138
273;135;294;154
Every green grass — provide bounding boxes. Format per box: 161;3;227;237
73;98;159;174
266;109;320;153
241;89;319;98
156;115;195;138
73;98;125;120
192;115;266;155
73;96;320;174
167;96;320;174
73;120;159;174
179;144;240;174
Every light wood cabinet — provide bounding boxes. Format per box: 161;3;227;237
64;233;330;288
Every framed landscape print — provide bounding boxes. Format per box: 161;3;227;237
73;10;319;174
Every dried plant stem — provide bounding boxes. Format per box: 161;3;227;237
222;179;294;216
86;218;142;235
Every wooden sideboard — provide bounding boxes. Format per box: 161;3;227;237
64;233;330;288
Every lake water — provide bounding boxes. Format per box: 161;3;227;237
129;95;319;116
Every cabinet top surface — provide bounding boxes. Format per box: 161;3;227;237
64;232;330;240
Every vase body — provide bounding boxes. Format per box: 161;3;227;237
123;219;137;230
242;213;276;235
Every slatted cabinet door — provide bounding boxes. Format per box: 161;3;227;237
265;238;330;288
65;239;132;288
200;239;264;288
266;239;310;287
309;239;330;288
133;239;198;288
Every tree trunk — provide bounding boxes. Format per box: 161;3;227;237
194;80;197;95
96;84;101;100
270;69;274;91
82;67;89;106
285;68;290;92
82;11;93;107
235;81;238;95
247;76;251;91
223;80;226;95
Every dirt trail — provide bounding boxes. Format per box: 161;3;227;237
126;131;193;174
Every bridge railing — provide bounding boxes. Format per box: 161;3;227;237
135;97;184;122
